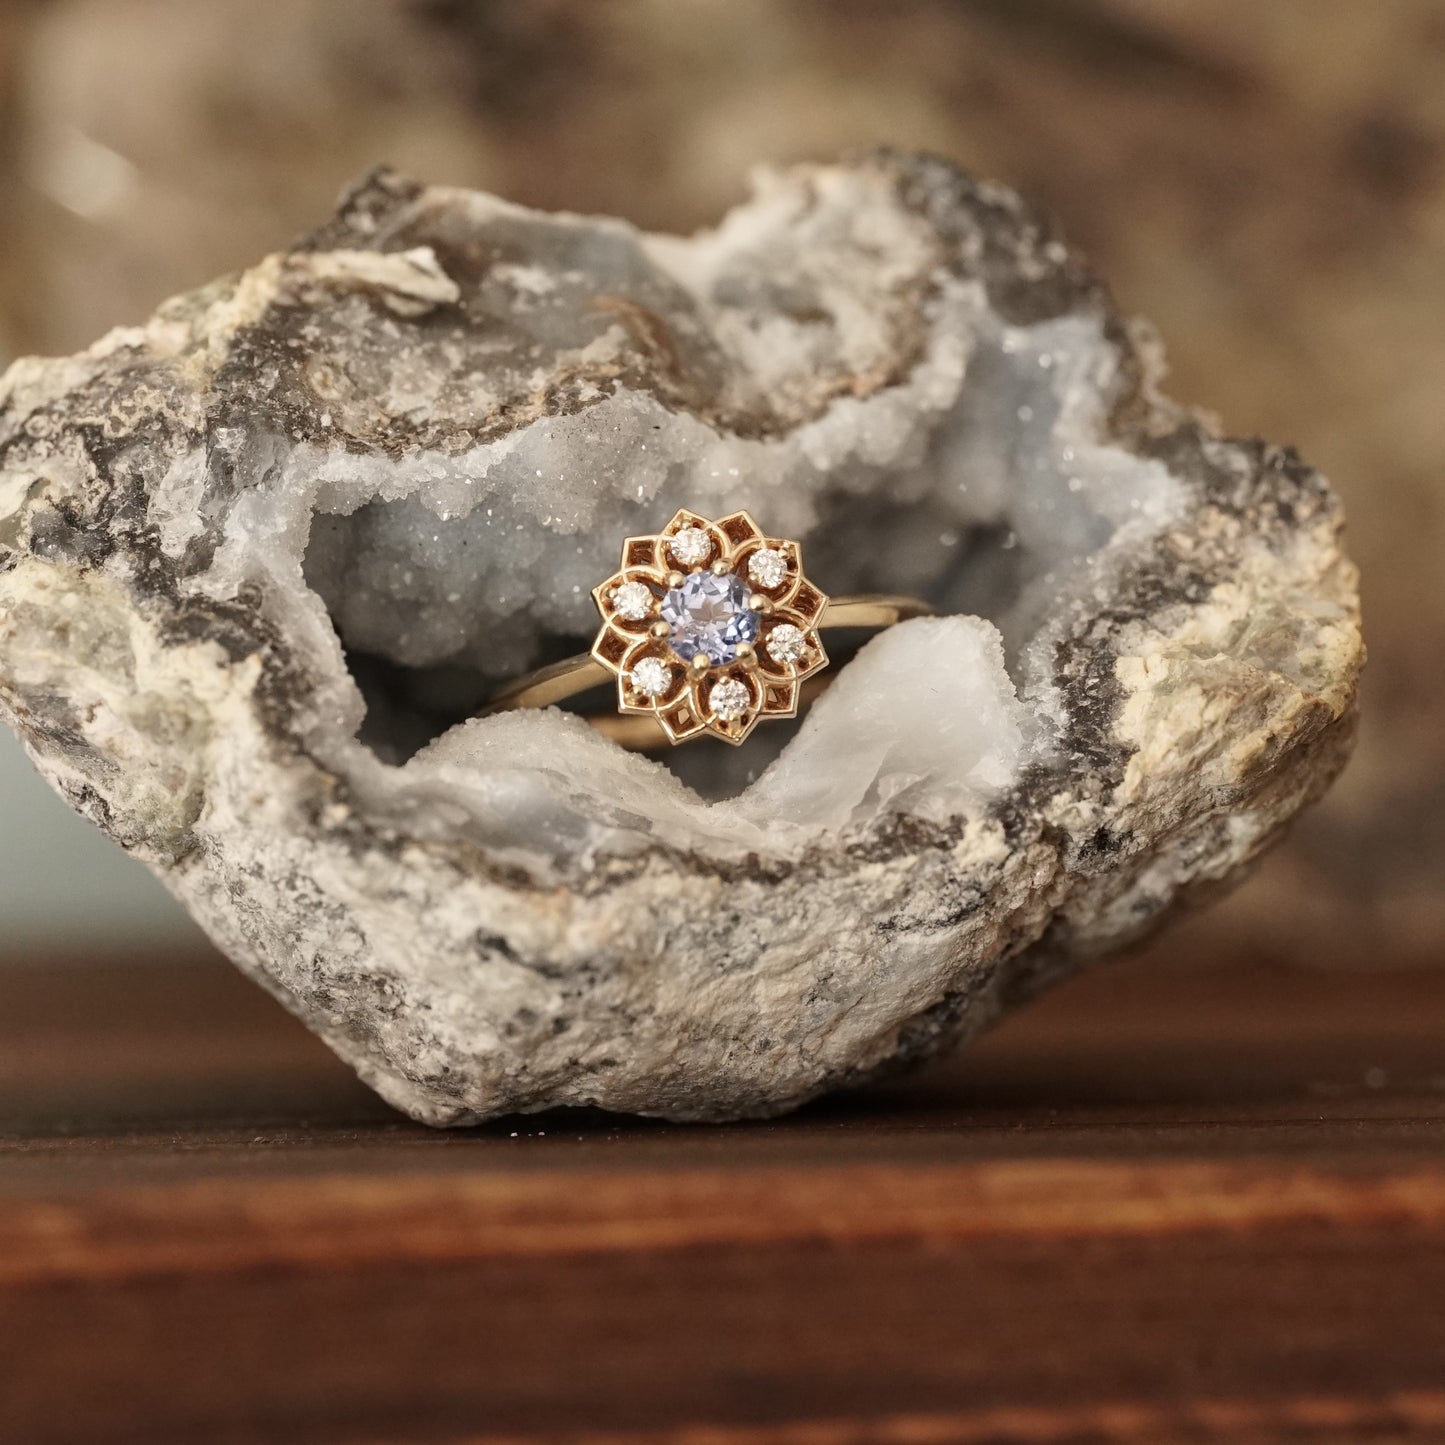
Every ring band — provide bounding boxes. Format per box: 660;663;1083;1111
476;510;935;748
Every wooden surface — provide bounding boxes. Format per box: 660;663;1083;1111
2;949;1444;1444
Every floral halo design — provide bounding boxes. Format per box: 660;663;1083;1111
589;509;830;745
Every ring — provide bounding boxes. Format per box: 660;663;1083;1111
477;509;935;747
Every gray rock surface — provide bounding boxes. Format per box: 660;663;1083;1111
0;153;1361;1124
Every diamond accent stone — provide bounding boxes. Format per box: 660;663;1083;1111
748;547;788;589
611;580;654;621
709;677;750;721
766;623;807;665
628;656;672;698
668;526;713;566
659;571;761;664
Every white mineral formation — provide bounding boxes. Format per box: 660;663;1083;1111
0;154;1361;1123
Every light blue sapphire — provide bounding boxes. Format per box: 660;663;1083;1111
660;572;760;664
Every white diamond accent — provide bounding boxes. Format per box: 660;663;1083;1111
668;526;713;566
766;623;807;665
748;547;788;589
629;656;672;698
709;677;750;721
611;580;654;621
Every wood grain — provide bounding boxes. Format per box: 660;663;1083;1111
1;948;1443;1444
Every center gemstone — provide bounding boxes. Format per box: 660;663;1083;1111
660;571;760;664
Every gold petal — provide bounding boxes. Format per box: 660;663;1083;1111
690;667;763;745
659;510;730;567
793;631;829;683
716;510;763;549
755;610;828;682
657;695;709;741
616;637;685;711
594;566;670;646
661;507;708;534
592;570;627;604
590;626;631;672
759;677;801;717
788;578;828;623
707;702;764;745
751;538;809;606
621;534;665;573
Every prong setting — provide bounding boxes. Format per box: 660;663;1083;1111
747;547;789;589
610;579;655;622
667;526;713;567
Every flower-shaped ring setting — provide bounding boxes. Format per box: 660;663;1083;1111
478;509;933;748
591;509;829;745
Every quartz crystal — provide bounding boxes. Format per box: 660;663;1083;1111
0;154;1362;1127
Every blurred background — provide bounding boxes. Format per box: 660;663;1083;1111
0;0;1439;969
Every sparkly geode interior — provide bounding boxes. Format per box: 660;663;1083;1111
281;167;1180;832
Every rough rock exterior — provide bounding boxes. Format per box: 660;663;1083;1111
0;154;1361;1124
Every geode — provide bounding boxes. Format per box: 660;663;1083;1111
0;153;1361;1124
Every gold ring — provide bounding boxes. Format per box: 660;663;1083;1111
477;509;935;747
